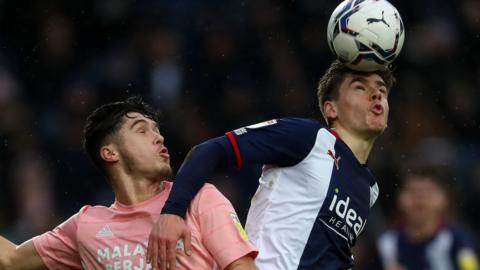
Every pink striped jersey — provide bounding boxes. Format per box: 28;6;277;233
32;182;257;270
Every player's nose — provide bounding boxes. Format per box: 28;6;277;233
154;132;165;145
370;88;382;101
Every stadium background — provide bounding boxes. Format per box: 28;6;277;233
0;0;479;268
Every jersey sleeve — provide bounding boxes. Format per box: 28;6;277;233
221;117;322;168
193;184;258;269
32;207;87;269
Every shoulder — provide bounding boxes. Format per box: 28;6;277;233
277;117;325;131
250;117;328;144
190;184;234;215
193;184;230;205
279;117;324;126
75;204;116;223
235;117;324;134
444;223;477;242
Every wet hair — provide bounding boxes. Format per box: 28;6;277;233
317;60;395;125
83;96;161;171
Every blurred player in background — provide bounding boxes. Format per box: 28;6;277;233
0;97;257;270
147;60;395;269
377;166;479;270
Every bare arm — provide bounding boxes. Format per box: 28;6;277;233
0;237;47;270
0;236;16;270
225;255;257;270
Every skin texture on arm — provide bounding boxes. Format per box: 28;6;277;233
225;255;257;270
0;236;16;270
0;238;47;270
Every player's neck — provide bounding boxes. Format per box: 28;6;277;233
405;217;442;242
332;126;377;164
109;170;165;205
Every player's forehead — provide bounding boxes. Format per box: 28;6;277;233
403;176;442;191
344;72;386;87
120;111;158;129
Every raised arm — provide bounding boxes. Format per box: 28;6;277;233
0;237;47;270
147;118;321;270
147;138;233;269
163;118;320;219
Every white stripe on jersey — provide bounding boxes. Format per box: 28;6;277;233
427;230;454;270
245;128;336;270
377;231;399;267
378;229;455;270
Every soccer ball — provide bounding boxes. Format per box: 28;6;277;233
327;0;405;71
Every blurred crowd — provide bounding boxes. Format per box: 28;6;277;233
0;0;479;268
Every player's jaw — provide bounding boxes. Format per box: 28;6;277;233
123;141;172;180
352;73;389;135
335;73;389;138
117;113;172;180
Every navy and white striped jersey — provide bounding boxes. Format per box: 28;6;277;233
222;117;379;269
378;223;479;270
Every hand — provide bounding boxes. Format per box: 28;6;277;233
147;214;192;270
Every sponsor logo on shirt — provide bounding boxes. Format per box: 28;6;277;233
96;242;182;269
327;149;341;170
97;243;150;269
321;188;367;245
96;225;114;238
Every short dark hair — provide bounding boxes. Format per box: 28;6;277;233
401;166;453;192
317;60;395;125
83;96;161;171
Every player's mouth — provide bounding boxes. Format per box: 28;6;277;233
158;147;170;159
371;104;384;115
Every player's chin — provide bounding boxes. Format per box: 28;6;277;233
157;164;173;179
368;118;386;127
368;118;388;132
366;124;387;137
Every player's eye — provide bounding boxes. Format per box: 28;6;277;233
137;129;146;133
355;84;366;91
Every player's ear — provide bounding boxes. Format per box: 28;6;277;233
100;144;120;163
324;100;338;121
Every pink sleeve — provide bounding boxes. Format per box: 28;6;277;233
195;185;258;269
32;206;87;269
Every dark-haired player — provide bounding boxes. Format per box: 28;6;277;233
148;60;395;269
377;167;479;270
0;97;257;270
